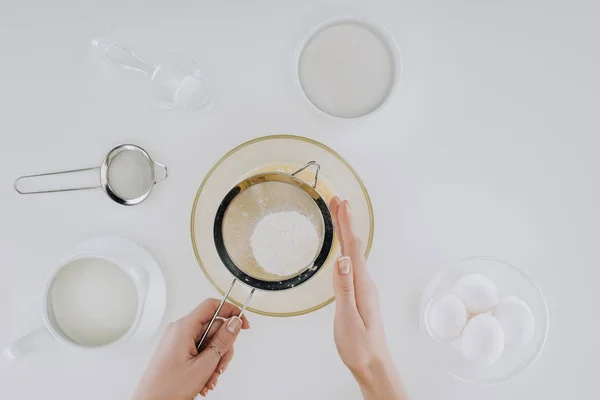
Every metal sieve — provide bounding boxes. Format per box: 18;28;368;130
13;144;168;206
196;161;333;348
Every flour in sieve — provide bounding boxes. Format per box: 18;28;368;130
251;211;319;277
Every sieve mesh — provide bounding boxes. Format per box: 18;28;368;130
221;180;325;282
106;149;154;201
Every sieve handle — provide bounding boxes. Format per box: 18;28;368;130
14;166;101;194
195;279;255;352
291;161;321;188
153;161;169;184
193;280;254;400
196;279;236;351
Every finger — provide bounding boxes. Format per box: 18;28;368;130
209;317;243;356
195;316;243;370
204;372;220;392
216;345;234;374
336;200;380;322
186;299;251;329
204;347;235;390
185;299;250;340
329;196;345;254
337;200;367;279
333;256;363;325
201;319;224;344
203;346;233;394
197;313;249;345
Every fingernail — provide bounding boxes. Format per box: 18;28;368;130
200;389;207;396
338;256;351;275
227;317;242;334
218;368;224;374
343;200;351;213
222;362;229;373
210;383;215;390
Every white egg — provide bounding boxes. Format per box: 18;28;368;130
459;314;505;365
452;273;498;314
493;296;535;347
427;293;468;342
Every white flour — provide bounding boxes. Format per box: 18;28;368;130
298;22;395;118
251;211;319;277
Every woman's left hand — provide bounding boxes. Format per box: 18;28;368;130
133;299;250;399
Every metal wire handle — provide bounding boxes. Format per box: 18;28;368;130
195;279;255;352
153;161;169;184
291;160;320;188
14;167;101;194
193;280;254;400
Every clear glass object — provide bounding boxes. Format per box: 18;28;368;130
418;257;549;385
92;38;212;111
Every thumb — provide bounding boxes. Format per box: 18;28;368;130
196;316;242;367
333;257;361;320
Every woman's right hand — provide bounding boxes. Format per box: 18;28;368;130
330;197;407;400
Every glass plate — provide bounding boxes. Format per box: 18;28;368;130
190;135;374;316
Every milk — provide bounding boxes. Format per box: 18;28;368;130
49;258;139;347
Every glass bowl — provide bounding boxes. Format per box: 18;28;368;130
418;257;549;385
190;135;374;316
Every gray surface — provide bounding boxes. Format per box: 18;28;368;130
0;0;598;399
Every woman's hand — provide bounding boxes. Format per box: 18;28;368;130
133;299;250;399
330;197;407;400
